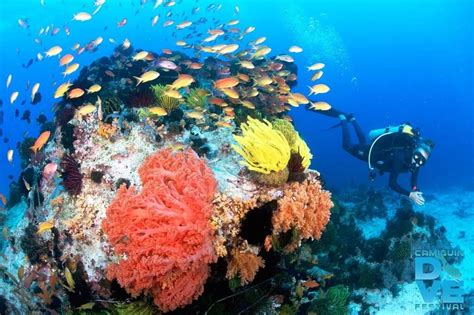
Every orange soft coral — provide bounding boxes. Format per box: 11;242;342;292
271;175;332;252
226;248;265;285
102;148;217;312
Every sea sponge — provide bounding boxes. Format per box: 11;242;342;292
271;176;332;252
102;148;217;312
232;117;291;175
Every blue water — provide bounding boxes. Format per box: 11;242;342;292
0;0;472;199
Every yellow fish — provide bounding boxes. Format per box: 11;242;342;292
311;71;323;81
60;54;74;66
68;88;85;99
31;131;51;154
239;60;255;69
289;45;303;53
255;76;273;87
176;21;192;29
54;82;72;99
254;37;266;45
6;74;12;88
45;45;62;57
64;267;76;291
76;104;96;117
22;177;31;191
36;220;54;234
164;89;182;99
176;40;187;47
134;71;160;86
186;111;204;119
10;91;19;105
291;93;309;105
309;101;332;111
218;44;239;55
63;63;80;76
132;51;149;61
149;107;168;116
86;84;101;94
7;149;13;164
122;38;131;50
240;100;255;109
73;12;92;22
170;74;195;89
252;46;271;59
221;88;239;99
31;83;40;102
307;63;325;71
308;84;330;96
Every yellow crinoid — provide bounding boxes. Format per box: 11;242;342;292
232;117;291;175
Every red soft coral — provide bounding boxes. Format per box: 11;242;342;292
102;148;217;312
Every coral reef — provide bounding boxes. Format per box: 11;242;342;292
102;149;217;312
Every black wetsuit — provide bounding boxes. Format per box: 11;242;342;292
341;120;419;196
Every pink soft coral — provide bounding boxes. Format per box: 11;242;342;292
102;148;217;312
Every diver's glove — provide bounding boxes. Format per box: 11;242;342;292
409;191;425;206
338;114;347;121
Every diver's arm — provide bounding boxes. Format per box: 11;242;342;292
388;151;410;196
389;171;410;196
410;168;420;191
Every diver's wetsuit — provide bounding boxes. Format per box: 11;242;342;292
341;120;419;196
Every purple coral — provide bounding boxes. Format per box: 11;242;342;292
60;154;83;196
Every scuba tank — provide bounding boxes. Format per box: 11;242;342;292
367;123;419;180
368;124;415;142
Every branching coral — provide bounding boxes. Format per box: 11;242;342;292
60;154;83;196
232;117;290;175
226;248;265;285
150;84;180;113
271;175;332;252
102;148;217;312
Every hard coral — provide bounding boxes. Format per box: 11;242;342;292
271;175;332;252
232;117;290;175
102;148;217;312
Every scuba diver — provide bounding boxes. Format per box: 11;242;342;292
318;108;434;205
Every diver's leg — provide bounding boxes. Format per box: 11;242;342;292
351;120;367;145
341;119;355;154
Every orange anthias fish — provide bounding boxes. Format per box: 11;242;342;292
31;131;51;154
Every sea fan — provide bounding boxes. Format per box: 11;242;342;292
60;154;83;196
